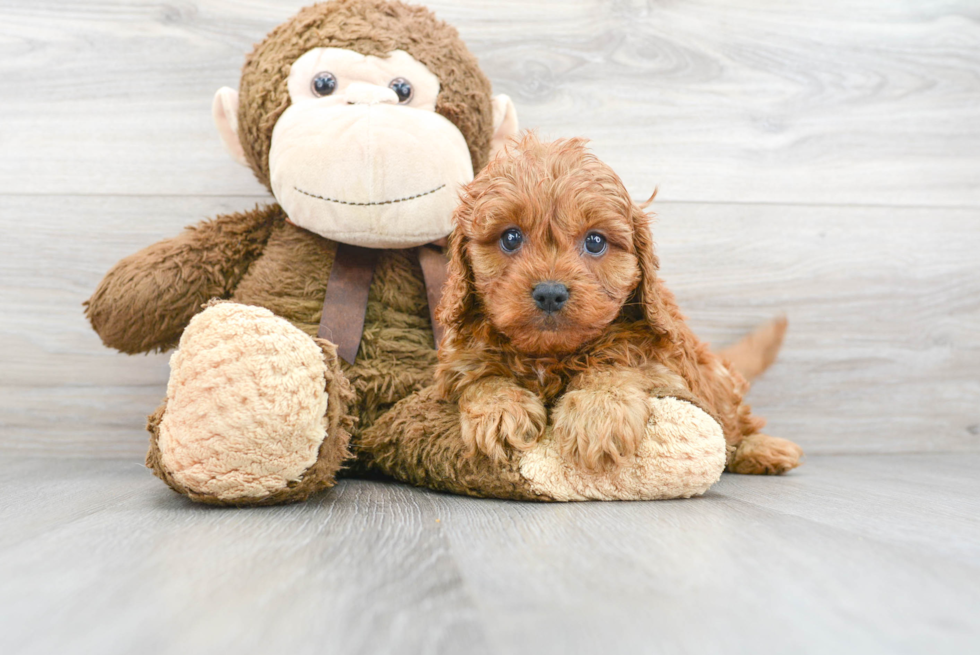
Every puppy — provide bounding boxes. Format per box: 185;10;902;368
435;133;803;475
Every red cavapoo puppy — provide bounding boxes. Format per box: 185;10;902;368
435;133;803;475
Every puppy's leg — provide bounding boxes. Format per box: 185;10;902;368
701;355;804;475
458;377;547;462
552;365;686;472
729;433;803;475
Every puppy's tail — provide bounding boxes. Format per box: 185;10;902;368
718;316;788;383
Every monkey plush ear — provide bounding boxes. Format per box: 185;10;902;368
489;94;519;161
212;87;249;167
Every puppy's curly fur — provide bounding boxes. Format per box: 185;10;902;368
435;133;803;474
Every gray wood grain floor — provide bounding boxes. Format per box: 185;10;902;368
1;1;979;652
1;454;978;654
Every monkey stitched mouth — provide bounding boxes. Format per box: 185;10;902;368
294;184;446;207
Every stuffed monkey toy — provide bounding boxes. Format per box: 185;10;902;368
87;0;520;505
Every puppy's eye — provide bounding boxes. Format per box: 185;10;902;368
311;72;338;97
500;228;524;253
389;78;413;104
584;232;607;255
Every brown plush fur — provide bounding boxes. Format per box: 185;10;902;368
435;134;803;475
85;204;279;354
238;0;494;190
85;0;493;454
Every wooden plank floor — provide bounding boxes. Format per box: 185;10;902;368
1;454;978;654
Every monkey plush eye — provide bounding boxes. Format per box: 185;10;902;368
500;228;524;253
311;72;337;97
389;77;413;104
584;232;607;255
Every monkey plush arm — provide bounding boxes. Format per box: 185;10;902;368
85;203;280;354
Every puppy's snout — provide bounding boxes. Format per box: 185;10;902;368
532;282;569;314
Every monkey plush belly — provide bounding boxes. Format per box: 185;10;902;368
344;249;439;437
229;216;438;434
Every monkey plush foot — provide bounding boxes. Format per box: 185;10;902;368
146;302;355;505
519;394;727;501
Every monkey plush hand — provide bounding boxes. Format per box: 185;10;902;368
86;0;519;505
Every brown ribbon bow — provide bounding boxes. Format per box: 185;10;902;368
317;243;448;364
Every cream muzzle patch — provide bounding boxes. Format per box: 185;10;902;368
269;48;474;249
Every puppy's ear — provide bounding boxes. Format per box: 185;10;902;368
436;206;476;332
631;202;678;340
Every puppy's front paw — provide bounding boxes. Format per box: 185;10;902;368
552;386;651;472
459;385;547;462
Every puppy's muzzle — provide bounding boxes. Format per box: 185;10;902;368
532;282;569;314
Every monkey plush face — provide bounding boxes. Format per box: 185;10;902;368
212;0;519;249
267;47;473;247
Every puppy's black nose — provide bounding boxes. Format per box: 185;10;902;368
532;282;569;313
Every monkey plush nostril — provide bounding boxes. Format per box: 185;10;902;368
532;282;569;314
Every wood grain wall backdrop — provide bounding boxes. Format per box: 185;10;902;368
0;0;977;457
